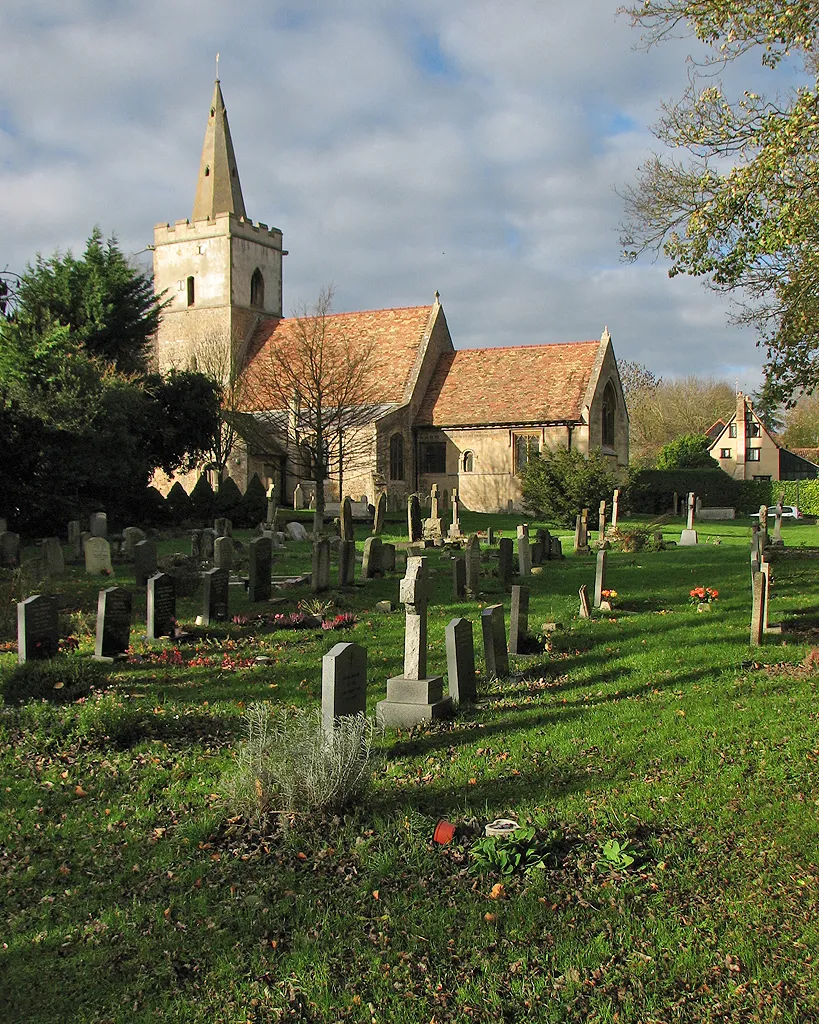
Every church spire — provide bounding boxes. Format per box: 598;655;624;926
192;78;247;222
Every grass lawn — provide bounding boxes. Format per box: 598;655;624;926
1;513;818;1023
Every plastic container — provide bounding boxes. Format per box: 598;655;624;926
433;819;456;844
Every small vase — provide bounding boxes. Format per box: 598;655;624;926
697;602;712;613
433;819;456;844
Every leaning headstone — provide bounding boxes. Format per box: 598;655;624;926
750;570;766;647
17;595;59;663
377;557;453;727
89;512;107;538
498;538;514;590
509;585;530;655
380;543;396;572
213;535;234;570
341;496;354;541
94;586;132;661
465;535;481;596
0;531;21;568
373;492;386;535
85;536;112;575
202;567;229;625
293;484;305;510
481;604;509;679
214;517;233;538
134;539;158;587
578;584;591;619
446;617;477;703
611;488;620;529
593;549;608;608
322;642;368;738
407;494;423;543
452;556;466;599
122;527;146;559
67;520;82;561
41;537;64;576
598;500;607;543
361;536;382;579
338;540;356;586
680;492;698;545
312;538;331;593
147;572;176;640
247;536;273;602
284;521;309;542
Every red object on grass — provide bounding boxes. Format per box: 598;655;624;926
433;819;456;844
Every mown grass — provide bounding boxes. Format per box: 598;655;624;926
1;513;818;1023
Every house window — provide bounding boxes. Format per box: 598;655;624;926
513;433;540;472
186;276;195;307
720;448;731;459
747;448;761;461
753;475;772;482
389;433;404;481
729;423;737;438
250;268;265;308
746;421;761;437
420;442;447;474
601;381;616;447
462;450;474;473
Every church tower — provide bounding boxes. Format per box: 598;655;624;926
153;79;285;377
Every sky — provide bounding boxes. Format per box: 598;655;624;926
0;1;801;390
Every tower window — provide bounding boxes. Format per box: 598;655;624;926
204;165;210;177
186;276;195;307
250;268;265;308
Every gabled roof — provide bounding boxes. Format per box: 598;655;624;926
244;305;435;408
706;418;727;442
416;340;601;427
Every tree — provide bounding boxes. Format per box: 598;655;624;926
619;1;819;401
780;391;819;447
656;433;715;469
246;287;383;534
520;447;616;527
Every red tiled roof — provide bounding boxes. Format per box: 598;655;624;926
244;306;433;408
416;341;600;426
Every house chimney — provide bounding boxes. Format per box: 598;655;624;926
734;391;747;479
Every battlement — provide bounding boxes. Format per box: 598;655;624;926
154;213;283;248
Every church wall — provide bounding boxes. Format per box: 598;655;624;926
229;224;283;318
583;343;629;472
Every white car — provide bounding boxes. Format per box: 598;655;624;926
750;505;802;519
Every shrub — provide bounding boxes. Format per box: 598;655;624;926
236;474;267;527
165;481;193;524
224;703;376;817
189;475;216;522
520;447;615;527
215;476;244;519
656;434;714;470
1;657;107;705
137;486;169;526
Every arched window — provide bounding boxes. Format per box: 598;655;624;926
186;276;195;307
462;450;474;473
602;381;616;448
250;268;265;308
389;433;404;481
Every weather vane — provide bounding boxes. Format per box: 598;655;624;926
216;52;220;81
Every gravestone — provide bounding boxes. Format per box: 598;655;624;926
377;557;453;727
498;538;514;589
517;524;532;576
322;642;368;738
17;595;59;664
67;521;82;561
202;567;229;625
452;556;466;599
679;492;698;545
465;535;481;596
550;536;563;560
122;527;146;558
248;536;272;602
509;585;530;655
481;604;509;679
0;531;21;568
134;539;158;587
190;529;203;562
407;494;423;543
85;536;112;575
578;584;591;618
361;536;383;579
448;487;464;541
750;570;766;647
293;484;305;510
574;509;589;553
312;538;331;593
611;488;620;529
771;502;784;547
147;572;176;640
380;543;396;572
89;512;107;538
338;540;356;586
598;500;607;543
593;549;608;608
265;482;277;528
214;517;233;538
41;537;64;575
373;492;386;535
758;505;769;549
214;535;234;570
446;617;477;703
422;484;443;543
487;527;495;546
94;586;132;660
760;561;781;633
341;496;354;541
672;492;680;516
285;521;309;541
200;528;217;561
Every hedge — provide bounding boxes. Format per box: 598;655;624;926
627;469;772;516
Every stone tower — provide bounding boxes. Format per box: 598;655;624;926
153;79;285;377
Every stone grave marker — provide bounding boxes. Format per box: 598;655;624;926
423;483;443;543
672;491;680;516
750;570;766;646
0;531;21;568
122;527;146;558
322;642;368;738
89;512;107;538
446;617;476;703
448;487;464;541
338;540;356;586
578;584;591;618
248;536;273;602
380;543;396;572
611;488;620;529
312;538;331;593
17;595;59;663
265;482;278;528
94;586;132;660
517;524;532;576
407;494;423;543
598;500;607;543
465;534;481;596
758;505;769;549
67;520;82;561
498;538;514;589
481;604;509;679
377;556;453;727
509;585;529;655
341;496;354;541
772;502;785;547
134;539;158;586
593;549;608;608
487;527;495;546
361;536;382;579
452;556;466;599
202;567;229;625
214;535;234;570
41;537;64;575
190;529;203;562
214;517;233;538
293;483;305;510
575;510;589;553
550;536;563;560
680;492;698;545
147;572;176;640
200;528;217;561
373;492;386;535
85;536;112;575
760;560;781;634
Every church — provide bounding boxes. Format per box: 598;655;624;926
153;80;629;512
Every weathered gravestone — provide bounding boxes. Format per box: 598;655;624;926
771;502;785;547
265;482;277;528
680;492;698;546
574;509;589;553
550;536;563;560
373;492;386;535
248;536;273;602
448;488;464;542
611;488;621;529
380;543;396;572
422;484;443;543
200;529;217;561
214;517;233;538
0;531;21;568
94;586;132;661
202;567;229;625
497;538;514;590
285;521;309;541
598;500;607;543
758;506;769;549
89;512;107;538
509;585;529;655
134;539;158;587
578;584;591;619
446;617;477;703
481;604;509;679
213;535;234;570
17;595;59;664
517;524;532;576
452;556;466;599
85;536;112;575
593;549;608;608
147;573;176;640
407;494;423;543
312;538;331;594
41;537;64;576
377;557;453;727
341;496;354;541
293;483;305;510
338;540;356;587
190;530;203;562
750;570;766;647
465;534;482;597
361;536;382;579
122;527;146;559
67;521;82;561
322;642;368;739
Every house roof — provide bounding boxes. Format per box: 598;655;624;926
788;447;819;463
706;418;727;442
243;305;434;408
416;340;601;427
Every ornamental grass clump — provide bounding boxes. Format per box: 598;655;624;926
225;703;376;818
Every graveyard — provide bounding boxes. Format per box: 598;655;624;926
2;506;819;1022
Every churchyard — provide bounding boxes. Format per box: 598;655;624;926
2;506;819;1022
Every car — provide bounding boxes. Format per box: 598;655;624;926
750;505;802;519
